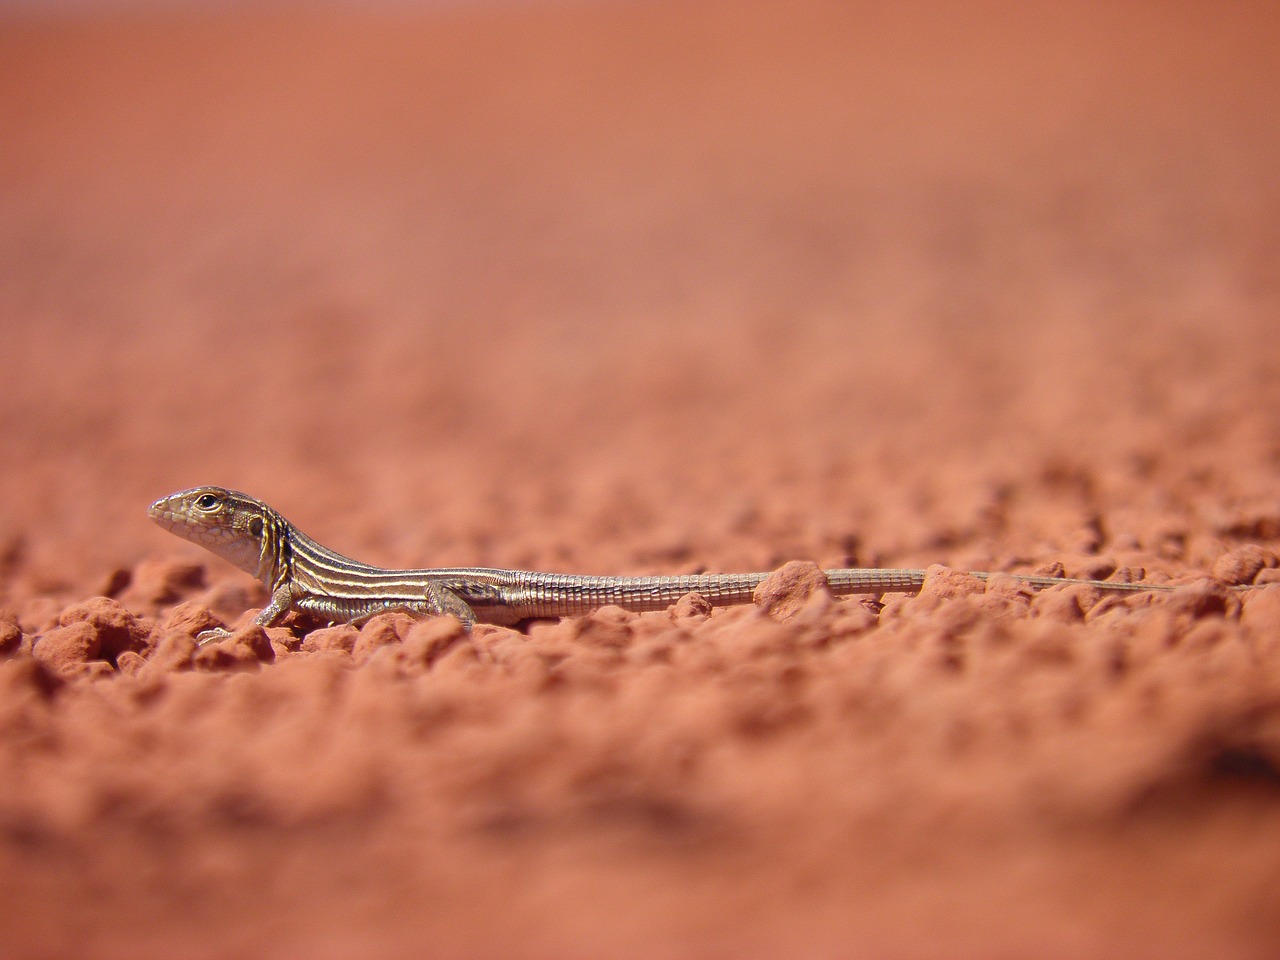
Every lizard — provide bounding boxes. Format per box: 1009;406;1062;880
149;484;1198;645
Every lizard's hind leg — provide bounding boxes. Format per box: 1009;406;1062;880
423;581;479;629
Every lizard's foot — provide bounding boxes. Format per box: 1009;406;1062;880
195;626;235;646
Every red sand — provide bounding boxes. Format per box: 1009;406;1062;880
2;1;1280;956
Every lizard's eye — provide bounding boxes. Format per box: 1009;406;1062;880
196;493;220;510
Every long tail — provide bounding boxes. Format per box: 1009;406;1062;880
478;566;1180;622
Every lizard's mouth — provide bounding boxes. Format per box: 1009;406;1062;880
148;492;265;578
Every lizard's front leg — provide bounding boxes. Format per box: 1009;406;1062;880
196;582;295;645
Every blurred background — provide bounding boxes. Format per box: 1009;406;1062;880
1;0;1278;600
5;5;1280;955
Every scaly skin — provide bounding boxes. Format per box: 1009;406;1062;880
149;485;1189;645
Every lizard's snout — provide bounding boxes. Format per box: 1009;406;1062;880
147;494;184;531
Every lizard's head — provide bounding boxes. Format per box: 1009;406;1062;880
149;485;285;580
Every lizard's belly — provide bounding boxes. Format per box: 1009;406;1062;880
294;593;427;624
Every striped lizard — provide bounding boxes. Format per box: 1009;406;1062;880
146;486;1212;645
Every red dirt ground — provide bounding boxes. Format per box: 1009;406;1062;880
3;1;1280;956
